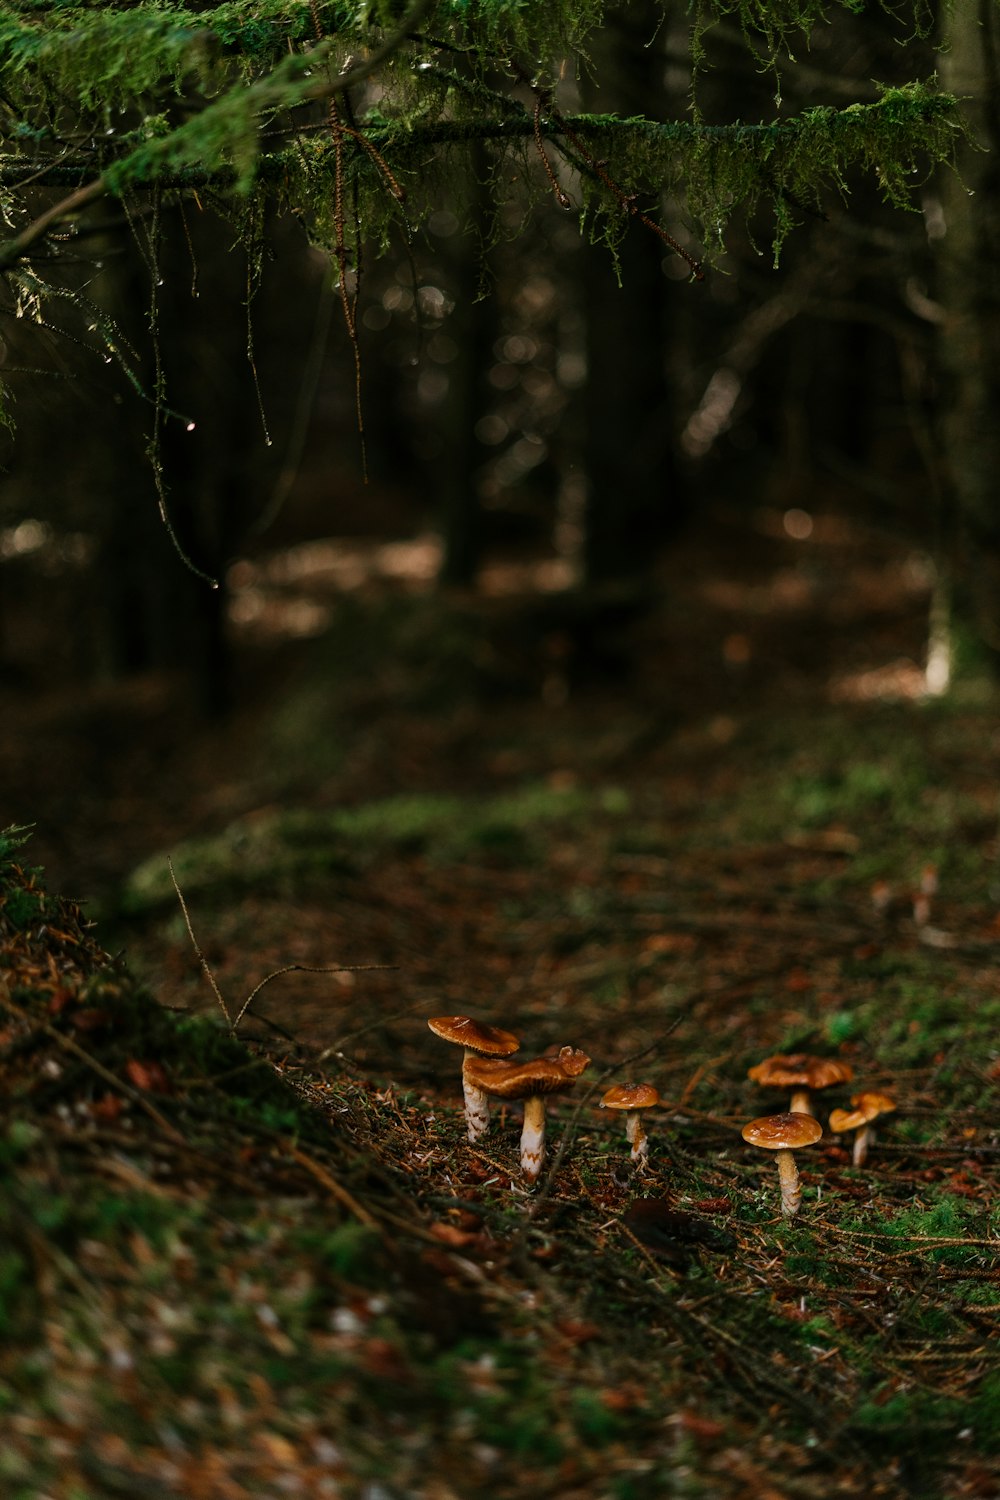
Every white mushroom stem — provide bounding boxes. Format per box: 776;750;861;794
776;1149;803;1216
625;1111;649;1166
789;1089;813;1115
462;1066;491;1143
460;1050;496;1142
520;1096;547;1181
852;1124;875;1167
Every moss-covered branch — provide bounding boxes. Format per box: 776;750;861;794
0;0;969;431
0;84;962;260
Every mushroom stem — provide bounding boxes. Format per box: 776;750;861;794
462;1060;491;1143
776;1148;803;1216
789;1088;813;1115
625;1111;649;1166
427;1017;521;1143
852;1124;874;1167
743;1111;821;1217
520;1095;547;1181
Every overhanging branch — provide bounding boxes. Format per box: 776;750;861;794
0;176;107;270
0;0;436;270
0;85;963;272
0;92;961;187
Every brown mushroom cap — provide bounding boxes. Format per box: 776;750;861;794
829;1091;897;1133
741;1112;823;1150
465;1047;591;1099
552;1045;592;1078
747;1053;854;1091
427;1016;520;1057
600;1083;660;1111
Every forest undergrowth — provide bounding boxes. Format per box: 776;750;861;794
1;506;999;1498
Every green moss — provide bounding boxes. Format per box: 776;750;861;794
0;1250;29;1334
288;1221;381;1276
850;1378;999;1457
117;779;626;911
0;824;33;865
570;1388;624;1443
0;824;44;927
0;1;969;429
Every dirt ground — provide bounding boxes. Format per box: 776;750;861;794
1;495;998;1498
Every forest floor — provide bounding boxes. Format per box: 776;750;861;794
1;498;998;1498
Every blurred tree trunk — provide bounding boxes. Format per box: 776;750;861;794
936;3;1000;666
579;3;682;585
438;152;495;587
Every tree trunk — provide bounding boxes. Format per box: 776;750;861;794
438;151;495;587
578;3;683;585
935;2;1000;665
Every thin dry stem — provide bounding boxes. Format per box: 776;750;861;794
231;961;398;1033
167;855;230;1026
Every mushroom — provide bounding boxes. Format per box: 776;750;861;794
427;1015;520;1142
463;1046;591;1181
828;1090;897;1166
741;1112;823;1217
747;1052;854;1116
912;864;938;926
600;1083;660;1167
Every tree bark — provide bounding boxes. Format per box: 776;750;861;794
438;152;495;587
578;3;683;585
935;2;1000;664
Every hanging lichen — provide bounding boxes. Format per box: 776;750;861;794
0;0;969;439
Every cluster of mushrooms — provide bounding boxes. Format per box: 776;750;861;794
427;1022;896;1215
427;1015;661;1183
743;1052;897;1217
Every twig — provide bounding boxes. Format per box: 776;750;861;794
168;855;230;1026
828;1227;1000;1250
533;93;572;210
550;107;704;280
230;1006;300;1044
284;1140;380;1228
319;998;429;1060
167;854;396;1036
0;176;107;271
231;961;399;1032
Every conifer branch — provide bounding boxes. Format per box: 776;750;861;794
0;0;435;270
0;175;107;271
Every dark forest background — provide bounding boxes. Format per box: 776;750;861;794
3;10;1000;1493
1;3;998;888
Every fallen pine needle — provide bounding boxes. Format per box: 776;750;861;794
284;1141;380;1229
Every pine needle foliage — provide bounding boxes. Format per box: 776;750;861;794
0;0;967;429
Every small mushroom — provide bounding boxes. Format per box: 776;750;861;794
600;1083;660;1167
427;1015;520;1142
747;1052;854;1116
828;1090;896;1166
741;1111;823;1217
912;863;938;926
464;1046;591;1181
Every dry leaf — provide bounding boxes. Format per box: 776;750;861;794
90;1092;124;1121
124;1058;172;1093
429;1222;481;1249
